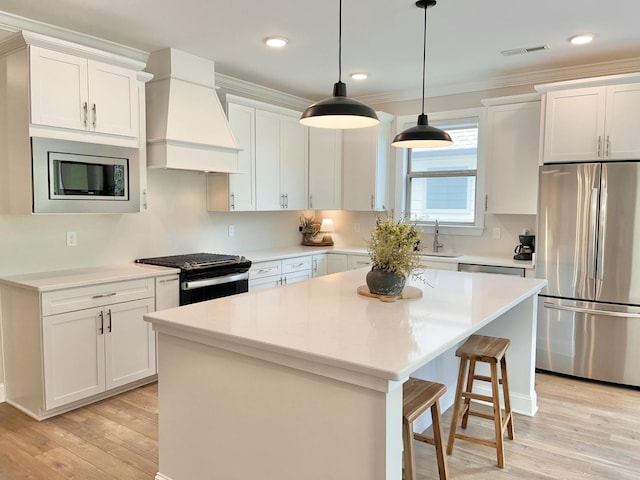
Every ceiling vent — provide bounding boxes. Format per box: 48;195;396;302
501;44;550;56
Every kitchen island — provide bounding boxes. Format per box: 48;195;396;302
145;267;546;480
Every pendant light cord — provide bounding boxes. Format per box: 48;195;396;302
338;0;343;83
421;3;427;116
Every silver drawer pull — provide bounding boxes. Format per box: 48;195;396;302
257;267;277;274
159;278;179;284
290;263;305;268
92;292;117;299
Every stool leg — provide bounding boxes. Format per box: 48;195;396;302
461;358;476;429
403;419;416;480
500;355;515;440
490;361;505;468
447;356;468;455
430;400;449;480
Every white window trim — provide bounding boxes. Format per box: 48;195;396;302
393;107;487;237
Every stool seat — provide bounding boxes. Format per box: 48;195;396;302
402;378;449;480
447;334;514;468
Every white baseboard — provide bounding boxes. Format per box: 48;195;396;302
0;383;5;403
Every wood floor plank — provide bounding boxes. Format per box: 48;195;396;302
0;374;638;479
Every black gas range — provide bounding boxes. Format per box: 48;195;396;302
136;253;252;305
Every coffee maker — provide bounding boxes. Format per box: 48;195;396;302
514;234;535;260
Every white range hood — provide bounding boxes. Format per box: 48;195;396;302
145;49;240;172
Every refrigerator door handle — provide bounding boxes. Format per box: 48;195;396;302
543;302;640;319
597;188;608;280
588;188;599;280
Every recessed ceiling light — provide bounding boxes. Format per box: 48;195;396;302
350;73;368;81
264;37;288;48
570;34;594;45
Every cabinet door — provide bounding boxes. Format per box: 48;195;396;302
255;110;283;210
327;254;348;274
30;46;89;131
281;116;308;210
312;254;328;277
604;83;640;160
227;103;256;211
543;87;606;163
104;298;156;390
343;127;376;210
43;307;105;409
283;270;312;286
486;101;541;214
87;60;138;137
155;275;180;311
309;128;342;210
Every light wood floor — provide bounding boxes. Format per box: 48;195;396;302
0;373;639;479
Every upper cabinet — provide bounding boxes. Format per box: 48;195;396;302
308;128;342;210
342;112;393;211
483;94;541;215
537;75;640;163
209;96;308;212
30;46;138;139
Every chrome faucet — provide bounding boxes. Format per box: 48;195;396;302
433;219;443;253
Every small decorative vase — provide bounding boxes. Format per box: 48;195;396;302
366;268;407;296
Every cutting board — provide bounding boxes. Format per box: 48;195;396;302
356;285;423;303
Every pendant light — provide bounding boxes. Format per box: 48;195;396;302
299;0;379;129
392;0;452;148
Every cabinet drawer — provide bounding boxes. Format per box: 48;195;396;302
249;261;282;280
282;256;312;274
348;255;372;270
41;278;155;316
249;275;282;291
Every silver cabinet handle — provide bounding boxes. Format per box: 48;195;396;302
142;189;148;210
257;267;278;274
92;292;117;299
284;193;289;209
159;277;179;284
83;102;88;127
597;135;602;157
230;193;235;210
98;311;104;335
313;258;317;272
282;276;287;285
605;135;610;158
291;262;305;268
107;309;112;332
92;103;97;129
309;194;313;209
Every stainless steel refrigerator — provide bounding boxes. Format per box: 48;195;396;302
536;162;640;387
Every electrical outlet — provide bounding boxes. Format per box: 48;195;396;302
492;227;501;240
228;225;235;237
66;231;77;247
354;223;361;233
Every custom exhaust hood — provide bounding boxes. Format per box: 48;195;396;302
145;48;240;172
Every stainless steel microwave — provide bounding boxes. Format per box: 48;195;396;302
32;138;140;213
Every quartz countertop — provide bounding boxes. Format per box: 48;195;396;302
145;268;546;381
240;246;534;269
0;263;180;292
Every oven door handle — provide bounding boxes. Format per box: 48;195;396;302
182;271;249;291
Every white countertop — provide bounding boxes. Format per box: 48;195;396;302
145;268;546;381
0;263;180;292
241;246;534;269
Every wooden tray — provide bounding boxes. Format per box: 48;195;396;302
303;241;334;246
356;285;423;303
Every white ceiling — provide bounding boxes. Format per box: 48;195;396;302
1;0;640;103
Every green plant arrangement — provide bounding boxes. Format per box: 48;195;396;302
300;215;320;244
366;212;422;296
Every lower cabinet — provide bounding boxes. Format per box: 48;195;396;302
43;297;155;409
0;275;162;419
249;256;313;291
348;254;373;270
327;253;349;274
311;254;328;277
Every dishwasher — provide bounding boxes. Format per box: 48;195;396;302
458;263;526;277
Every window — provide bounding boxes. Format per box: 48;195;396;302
405;115;480;226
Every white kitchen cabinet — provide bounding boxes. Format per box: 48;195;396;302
342;112;393;211
309;128;342;210
0;273;161;420
255;109;308;211
43;297;155;410
348;254;373;270
207;102;256;212
540;81;640;163
249;256;313;291
155;274;180;311
30;45;138;140
327;253;349;274
312;254;328;277
483;95;541;214
420;259;458;271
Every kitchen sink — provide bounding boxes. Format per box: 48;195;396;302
420;252;461;258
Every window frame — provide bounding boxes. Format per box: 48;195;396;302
393;107;486;236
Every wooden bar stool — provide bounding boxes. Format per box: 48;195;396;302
446;335;514;468
403;377;449;480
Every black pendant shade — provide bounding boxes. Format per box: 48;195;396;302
300;0;379;129
392;0;453;148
